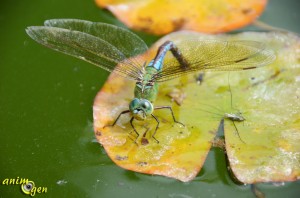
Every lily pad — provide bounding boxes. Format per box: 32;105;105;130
93;68;218;182
150;31;300;183
220;33;300;184
94;31;300;183
95;0;268;35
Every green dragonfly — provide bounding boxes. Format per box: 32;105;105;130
26;19;275;143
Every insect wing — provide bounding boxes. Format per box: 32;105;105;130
44;19;148;61
155;40;275;82
26;19;148;80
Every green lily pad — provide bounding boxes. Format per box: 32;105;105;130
221;33;300;184
150;31;300;183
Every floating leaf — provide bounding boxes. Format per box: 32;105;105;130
150;31;300;183
94;31;300;183
95;0;268;35
220;33;300;184
93;69;219;182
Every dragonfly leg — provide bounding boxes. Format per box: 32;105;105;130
154;106;185;126
104;109;131;128
151;114;160;143
130;117;139;143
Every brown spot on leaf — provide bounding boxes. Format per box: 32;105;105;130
141;137;149;145
96;130;102;136
167;88;186;106
137;161;148;166
116;155;128;161
242;8;253;15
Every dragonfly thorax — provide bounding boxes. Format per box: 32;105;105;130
129;98;154;120
134;66;159;102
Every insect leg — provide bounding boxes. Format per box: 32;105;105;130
231;121;246;144
154;106;185;126
104;109;131;127
228;72;234;110
151;114;160;143
130;117;139;143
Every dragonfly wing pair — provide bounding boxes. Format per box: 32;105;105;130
26;19;148;80
153;40;276;82
26;19;275;83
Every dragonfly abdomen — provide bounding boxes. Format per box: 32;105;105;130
150;41;189;71
135;41;190;102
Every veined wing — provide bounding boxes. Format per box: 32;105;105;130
26;19;148;80
154;39;275;82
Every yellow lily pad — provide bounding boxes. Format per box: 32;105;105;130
93;69;219;182
95;0;268;35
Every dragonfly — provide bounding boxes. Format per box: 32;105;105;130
26;19;275;143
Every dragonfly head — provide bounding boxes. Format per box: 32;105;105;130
129;98;153;120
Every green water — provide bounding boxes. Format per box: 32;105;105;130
0;0;299;197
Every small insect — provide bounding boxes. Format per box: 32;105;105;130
224;112;246;143
225;73;247;143
26;19;275;143
195;72;205;85
199;73;247;143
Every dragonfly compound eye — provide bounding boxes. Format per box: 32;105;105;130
140;99;153;115
141;101;149;109
129;98;140;111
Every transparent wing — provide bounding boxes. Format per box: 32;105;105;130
154;39;275;82
26;19;148;80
